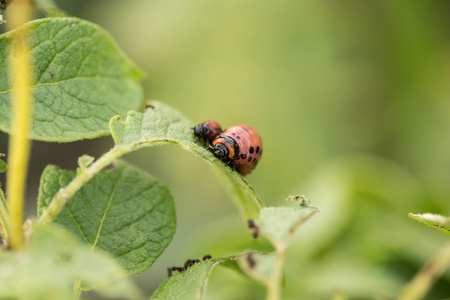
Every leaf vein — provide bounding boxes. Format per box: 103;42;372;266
91;167;126;249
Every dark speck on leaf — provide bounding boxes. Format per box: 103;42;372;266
247;253;256;268
48;71;54;79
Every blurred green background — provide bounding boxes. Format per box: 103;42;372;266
1;0;450;299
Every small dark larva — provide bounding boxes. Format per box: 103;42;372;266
193;120;223;144
209;124;262;175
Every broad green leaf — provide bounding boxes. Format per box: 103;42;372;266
0;223;141;300
0;17;143;142
110;101;263;219
256;206;318;247
150;257;235;300
409;213;450;235
37;160;176;275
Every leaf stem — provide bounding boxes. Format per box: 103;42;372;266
73;279;82;300
267;245;286;300
397;242;450;300
265;208;318;300
38;146;128;225
6;0;33;249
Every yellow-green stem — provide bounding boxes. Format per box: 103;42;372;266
73;279;82;300
265;209;318;300
38;146;127;225
398;242;450;300
267;245;285;300
7;0;33;249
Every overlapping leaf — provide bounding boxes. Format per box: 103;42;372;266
37;161;176;276
0;224;141;300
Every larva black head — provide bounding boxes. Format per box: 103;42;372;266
193;124;210;138
209;143;230;161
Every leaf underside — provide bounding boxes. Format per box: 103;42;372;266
0;17;143;142
409;213;450;235
110;101;263;219
256;206;318;246
37;161;176;276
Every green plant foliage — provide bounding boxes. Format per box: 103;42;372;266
109;101;263;219
0;223;141;300
37;160;176;276
0;159;6;173
0;17;143;142
256;205;318;246
238;252;276;284
150;257;234;300
77;154;95;172
409;213;450;235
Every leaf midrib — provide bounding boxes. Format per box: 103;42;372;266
91;169;125;250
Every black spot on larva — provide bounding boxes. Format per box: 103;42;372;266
236;136;241;139
241;154;247;159
253;157;256;162
256;147;260;153
248;157;252;162
249;147;254;154
215;127;220;130
232;132;236;135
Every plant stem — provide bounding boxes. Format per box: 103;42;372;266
398;242;450;300
73;279;82;300
7;0;33;249
38;146;128;225
265;208;318;300
0;188;9;243
267;245;286;300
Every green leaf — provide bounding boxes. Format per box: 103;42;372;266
0;223;141;300
150;257;235;300
77;154;95;171
0;159;6;173
237;252;276;284
37;160;176;275
409;213;450;235
0;17;143;142
256;206;318;247
110;101;263;219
